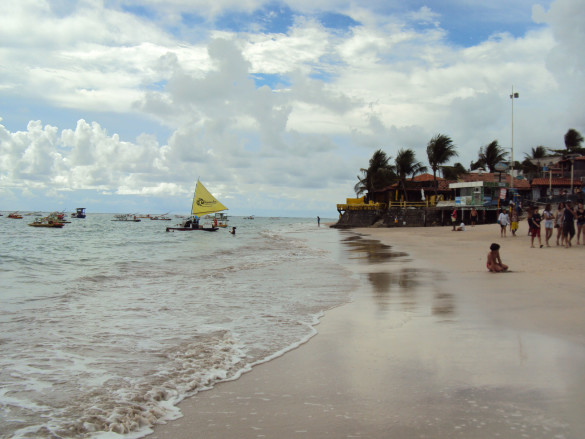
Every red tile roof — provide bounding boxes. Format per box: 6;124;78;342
531;178;582;186
411;173;444;182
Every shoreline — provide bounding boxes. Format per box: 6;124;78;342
150;224;585;439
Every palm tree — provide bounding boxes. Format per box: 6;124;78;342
395;148;427;202
472;140;509;172
426;134;458;196
520;146;548;179
442;162;467;181
354;149;396;200
564;128;584;153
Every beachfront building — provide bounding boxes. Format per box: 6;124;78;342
528;155;585;203
448;171;533;221
530;178;583;202
449;181;507;208
371;173;454;207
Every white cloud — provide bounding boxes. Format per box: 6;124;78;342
1;0;584;215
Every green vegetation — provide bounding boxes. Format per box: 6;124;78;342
354;128;585;200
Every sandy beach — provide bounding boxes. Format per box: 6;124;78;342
150;223;585;439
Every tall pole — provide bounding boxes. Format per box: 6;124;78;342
509;86;519;191
571;158;574;194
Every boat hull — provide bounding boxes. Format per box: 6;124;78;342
28;223;64;228
166;226;219;232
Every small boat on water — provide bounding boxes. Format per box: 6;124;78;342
166;180;227;232
149;214;172;221
211;212;229;228
8;212;23;219
112;214;141;222
49;211;70;223
28;216;65;228
243;215;255;220
71;208;86;218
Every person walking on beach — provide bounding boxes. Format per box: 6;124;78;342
470;207;478;227
317;216;320;226
563;201;576;248
576;202;585;245
451;209;457;231
498;209;509;237
486;243;508;272
543;204;554;247
528;207;543;248
510;208;519;236
555;202;565;246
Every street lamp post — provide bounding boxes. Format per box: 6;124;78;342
510;86;519;191
548;162;553;198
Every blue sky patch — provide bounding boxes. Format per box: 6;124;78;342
251;73;291;90
317;12;360;31
121;4;157;20
216;3;294;34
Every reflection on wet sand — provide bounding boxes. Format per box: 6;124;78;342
342;233;456;319
341;234;409;263
432;292;455;316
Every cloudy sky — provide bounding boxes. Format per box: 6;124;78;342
1;0;583;217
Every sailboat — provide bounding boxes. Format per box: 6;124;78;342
166;180;228;232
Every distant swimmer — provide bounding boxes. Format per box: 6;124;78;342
230;226;236;235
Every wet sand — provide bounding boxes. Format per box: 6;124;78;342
150;224;585;439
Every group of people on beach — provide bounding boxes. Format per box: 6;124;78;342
524;201;585;248
487;200;585;273
495;201;585;248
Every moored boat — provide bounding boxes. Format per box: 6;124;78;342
71;208;86;218
28;216;65;228
149;214;172;220
211;212;229;228
8;212;23;219
112;214;141;222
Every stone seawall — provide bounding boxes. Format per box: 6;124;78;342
332;207;495;228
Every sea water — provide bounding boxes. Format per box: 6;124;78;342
0;214;358;438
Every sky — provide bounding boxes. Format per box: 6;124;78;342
1;0;584;217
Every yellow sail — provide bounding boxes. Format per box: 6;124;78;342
191;180;228;216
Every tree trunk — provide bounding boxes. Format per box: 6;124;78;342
401;179;409;202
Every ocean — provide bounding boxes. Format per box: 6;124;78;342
0;214;359;439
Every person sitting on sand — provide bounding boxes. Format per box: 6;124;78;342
486;243;508;272
456;222;465;231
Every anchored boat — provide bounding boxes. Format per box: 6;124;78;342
28;216;65;228
71;208;86;218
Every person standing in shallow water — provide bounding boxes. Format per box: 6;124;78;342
486;243;508;272
317;216;320;226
